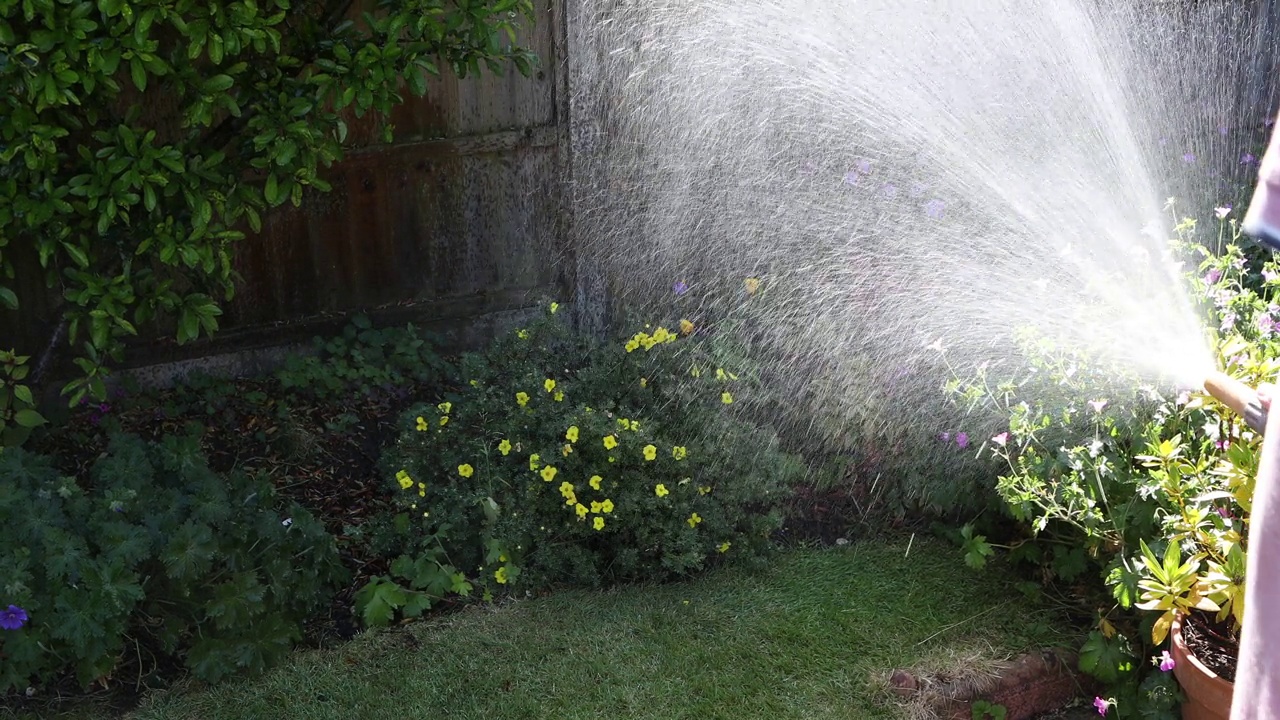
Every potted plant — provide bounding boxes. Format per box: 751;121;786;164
945;220;1273;718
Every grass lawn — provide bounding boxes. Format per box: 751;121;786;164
32;538;1072;720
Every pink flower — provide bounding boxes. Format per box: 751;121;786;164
955;432;969;449
1159;650;1176;672
1215;206;1232;219
938;431;951;442
992;432;1009;446
1088;400;1107;413
1204;268;1222;284
1243;153;1257;164
1094;696;1112;715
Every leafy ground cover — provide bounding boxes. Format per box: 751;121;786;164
38;540;1069;720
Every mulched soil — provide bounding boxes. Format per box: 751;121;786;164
1183;610;1239;682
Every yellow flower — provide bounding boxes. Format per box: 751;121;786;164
458;464;474;478
415;416;428;431
718;542;731;553
550;302;559;314
716;368;727;381
601;499;614;513
498;439;512;456
562;444;573;457
554;391;564;402
499;554;508;562
469;379;479;387
559;481;575;498
516;391;530;407
652;327;670;343
564;493;577;506
745;277;760;294
396;470;414;490
495;566;509;584
640;377;648;388
687;512;703;528
590;500;602;513
680;319;695;335
690;365;702;377
589;475;602;491
655;484;669;497
629;420;639;431
575;503;589;519
544;378;556;393
643;444;657;461
603;435;618;450
529;453;541;471
418;488;425;497
625;339;640;353
437;401;452;414
698;485;711;496
541;465;558;482
672;446;687;461
439;416;449;427
593;516;605;531
566;426;579;443
721;392;734;405
517;329;530;340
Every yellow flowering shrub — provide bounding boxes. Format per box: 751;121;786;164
366;305;800;621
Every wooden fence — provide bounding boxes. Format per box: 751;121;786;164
3;0;1279;379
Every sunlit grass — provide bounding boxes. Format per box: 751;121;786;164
75;538;1069;720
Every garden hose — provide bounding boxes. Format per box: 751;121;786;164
1204;371;1269;435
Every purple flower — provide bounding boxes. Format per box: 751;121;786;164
1158;650;1176;672
97;403;111;413
955;432;969;449
909;182;927;197
673;281;689;296
856;159;872;174
1159;137;1169;146
1217;505;1233;518
1258;313;1278;337
1183;152;1196;164
1263;269;1278;283
925;199;946;219
882;183;898;199
843;170;861;186
0;605;28;631
1204;268;1222;285
1094;696;1112;715
1243;153;1257;164
1220;312;1238;333
1219;125;1229;136
938;431;951;442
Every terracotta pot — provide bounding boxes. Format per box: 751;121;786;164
1171;614;1234;720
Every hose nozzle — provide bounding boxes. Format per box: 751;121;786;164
1204;371;1269;435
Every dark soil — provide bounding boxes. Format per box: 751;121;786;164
1183;610;1239;682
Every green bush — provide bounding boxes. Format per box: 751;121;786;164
275;314;451;403
0;430;347;691
0;0;535;404
355;307;802;626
